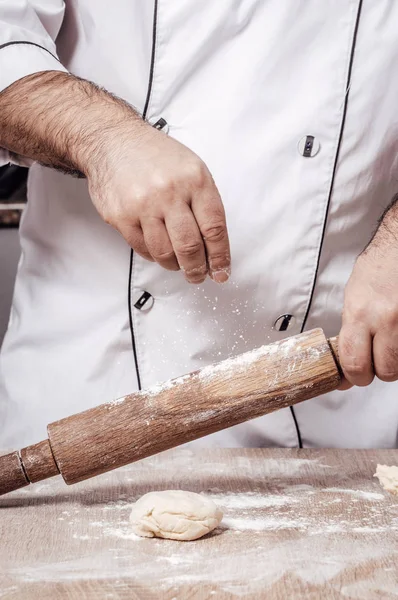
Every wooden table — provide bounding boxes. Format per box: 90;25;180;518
0;448;397;599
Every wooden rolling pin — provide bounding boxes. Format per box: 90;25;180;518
0;328;341;496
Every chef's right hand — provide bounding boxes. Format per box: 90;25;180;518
87;124;230;285
0;70;230;285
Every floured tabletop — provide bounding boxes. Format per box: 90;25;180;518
0;448;397;599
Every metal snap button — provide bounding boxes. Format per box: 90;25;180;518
273;314;296;332
133;290;154;312
152;118;169;134
298;135;320;157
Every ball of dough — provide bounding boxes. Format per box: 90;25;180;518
374;464;398;495
129;490;223;541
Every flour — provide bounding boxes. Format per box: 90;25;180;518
205;491;300;509
107;372;193;409
322;488;385;501
222;516;309;531
106;330;321;411
103;527;142;541
102;502;129;511
4;449;398;598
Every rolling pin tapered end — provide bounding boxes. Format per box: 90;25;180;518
0;439;60;497
0;451;29;496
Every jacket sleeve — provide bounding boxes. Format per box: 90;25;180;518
0;1;69;166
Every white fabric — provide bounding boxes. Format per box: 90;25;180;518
0;0;67;165
1;1;397;449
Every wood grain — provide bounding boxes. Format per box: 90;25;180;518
0;448;397;599
328;335;340;369
20;440;59;483
0;451;28;496
47;329;341;484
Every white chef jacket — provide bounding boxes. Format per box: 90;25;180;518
0;1;397;450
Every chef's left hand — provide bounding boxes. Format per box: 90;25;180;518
339;198;398;389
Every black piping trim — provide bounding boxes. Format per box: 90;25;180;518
290;0;364;449
0;41;60;63
127;0;159;391
128;249;142;390
289;407;303;448
142;0;159;120
300;0;363;333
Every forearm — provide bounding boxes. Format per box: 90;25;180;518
0;71;145;177
0;71;231;284
363;193;398;255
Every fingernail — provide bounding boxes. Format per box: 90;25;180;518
211;268;230;284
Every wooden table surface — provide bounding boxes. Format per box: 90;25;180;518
0;448;397;599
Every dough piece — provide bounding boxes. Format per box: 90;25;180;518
374;464;398;496
129;490;223;541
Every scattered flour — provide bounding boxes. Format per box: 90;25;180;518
322;488;385;501
3;449;398;598
205;491;300;509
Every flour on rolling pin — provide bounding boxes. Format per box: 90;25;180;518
1;329;339;495
374;464;398;495
107;333;323;409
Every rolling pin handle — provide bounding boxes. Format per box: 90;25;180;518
0;439;60;497
20;439;60;483
0;451;29;496
327;335;342;375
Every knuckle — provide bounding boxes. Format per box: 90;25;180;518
339;328;365;358
126;235;143;252
342;304;368;324
340;335;357;358
342;362;367;378
208;251;231;265
201;223;226;243
381;305;398;328
376;346;398;381
131;187;149;206
186;160;207;187
153;249;175;262
384;343;398;362
176;241;203;258
152;175;174;195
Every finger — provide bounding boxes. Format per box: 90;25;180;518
338;323;374;387
373;331;398;382
119;224;154;262
141;216;180;271
337;376;353;391
165;204;208;284
191;182;231;284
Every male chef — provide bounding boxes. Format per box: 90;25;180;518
0;1;398;449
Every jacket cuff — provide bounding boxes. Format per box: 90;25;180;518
0;41;68;92
0;42;68;166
